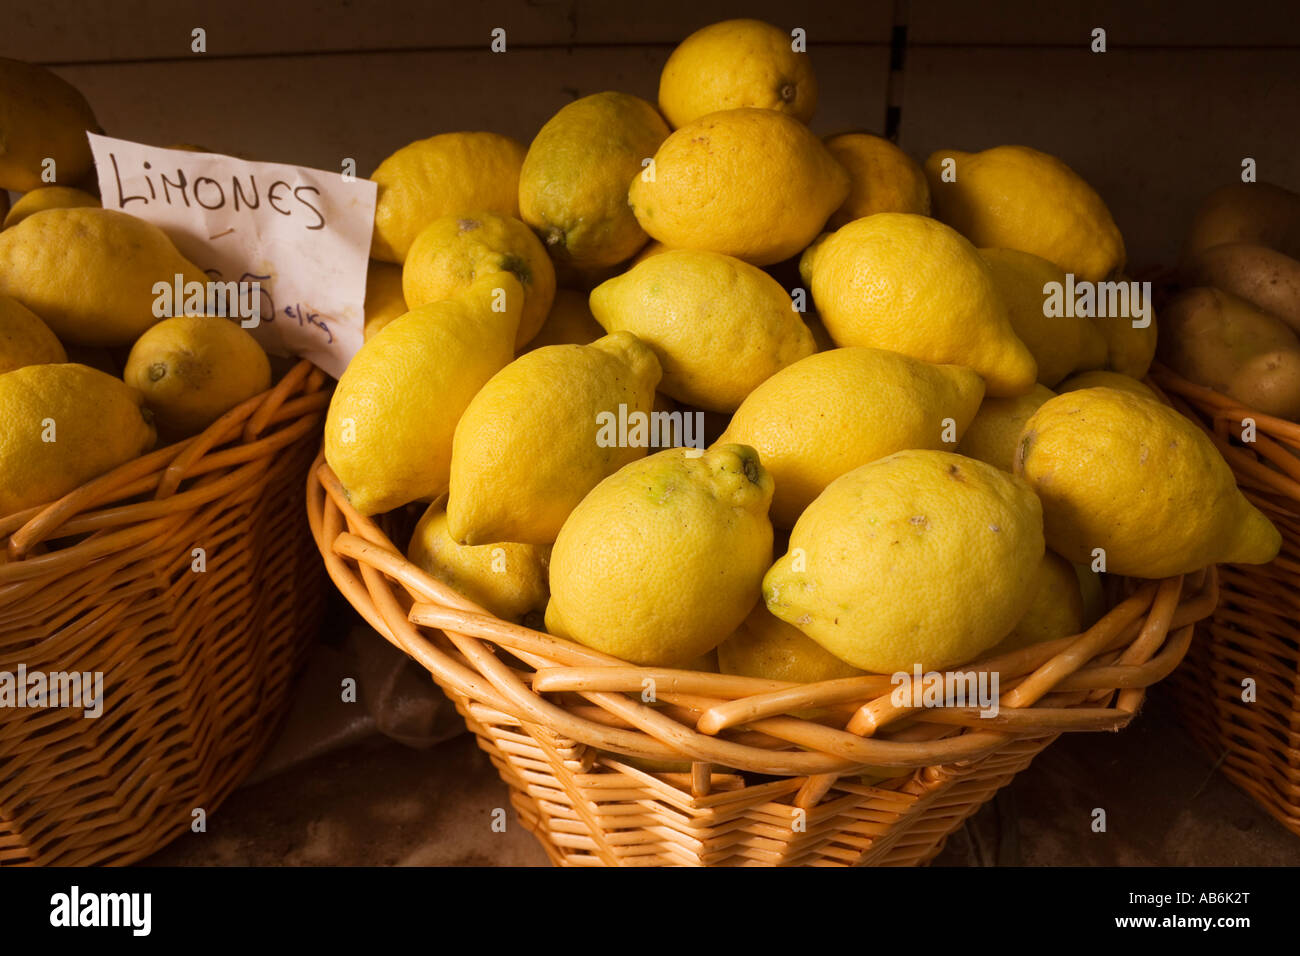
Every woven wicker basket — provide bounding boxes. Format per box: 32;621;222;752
1152;364;1300;837
309;453;1218;866
0;360;330;865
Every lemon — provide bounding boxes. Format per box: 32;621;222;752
0;294;66;373
518;92;670;269
631;240;671;266
0;208;207;347
123;316;271;441
1091;297;1158;378
957;384;1055;473
1076;563;1107;627
801;214;1037;396
987;550;1085;655
978;247;1107;386
1015;388;1280;577
524;288;604;350
0;364;155;516
0;58;101;191
403;212;555;348
925;145;1125;282
370;131;526;263
719;347;985;527
447;332;662;545
1056;369;1157;400
658;18;817;128
324;274;523;516
3;186;99;229
629;108;848;266
590;249;815;411
362;261;407;341
408;501;550;623
824;133;930;229
718;603;862;683
764;449;1044;673
546;445;773;666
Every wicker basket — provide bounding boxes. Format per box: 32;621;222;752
1152;364;1300;837
309;452;1218;866
0;360;330;865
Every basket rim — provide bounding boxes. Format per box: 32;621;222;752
1;359;330;574
1150;363;1300;505
308;450;1218;779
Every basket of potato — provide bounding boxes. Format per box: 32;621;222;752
1151;180;1300;838
0;59;328;865
311;19;1270;866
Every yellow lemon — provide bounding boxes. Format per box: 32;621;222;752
824;132;930;229
629;108;848;266
123;316;271;441
1056;369;1157;400
978;247;1107;386
1015;388;1280;577
447;332;662;546
2;186;99;229
0;294;65;373
957;384;1055;473
801;213;1037;396
524;288;604;350
0;208;207;347
408;501;550;623
0;364;155;516
658;18;817;128
324;274;523;516
925;145;1125;282
546;445;774;666
0;58;101;191
720;347;984;527
362;261;407;341
718;603;862;683
1091;292;1158;378
631;240;672;266
369;131;526;263
518;92;670;269
764;449;1044;673
986;550;1085;655
590;249;814;411
402;212;555;348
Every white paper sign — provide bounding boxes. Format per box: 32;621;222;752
88;133;376;379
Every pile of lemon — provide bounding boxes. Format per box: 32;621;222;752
0;60;281;519
327;18;1279;678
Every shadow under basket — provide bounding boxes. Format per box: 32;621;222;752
0;361;330;866
310;453;1219;866
1153;364;1300;838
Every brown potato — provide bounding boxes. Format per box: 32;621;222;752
1159;286;1300;421
1182;182;1300;262
1179;242;1300;335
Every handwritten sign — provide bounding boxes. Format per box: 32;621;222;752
88;133;376;378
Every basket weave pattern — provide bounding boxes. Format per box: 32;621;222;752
310;453;1218;866
1153;365;1300;837
0;361;330;865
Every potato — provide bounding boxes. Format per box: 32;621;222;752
1159;286;1300;421
1182;182;1300;262
1179;242;1300;335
